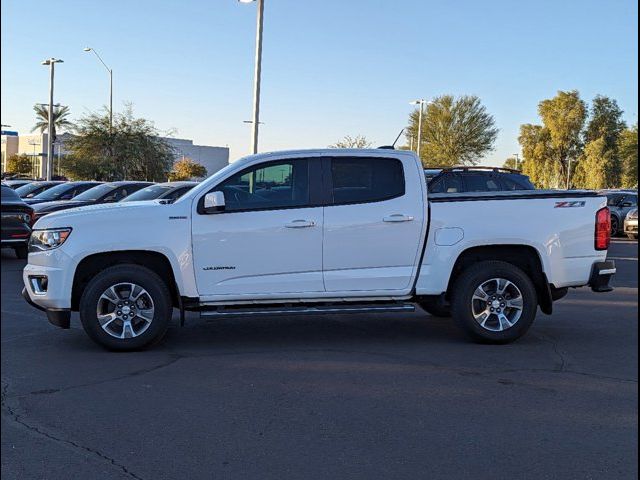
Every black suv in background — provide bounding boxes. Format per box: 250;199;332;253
600;190;638;236
425;167;535;194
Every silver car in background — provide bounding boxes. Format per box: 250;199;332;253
624;208;638;240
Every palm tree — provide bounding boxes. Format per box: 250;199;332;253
31;105;74;143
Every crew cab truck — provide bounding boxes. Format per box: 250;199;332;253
22;149;616;350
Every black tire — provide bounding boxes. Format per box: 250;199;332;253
79;264;173;351
418;298;451;317
450;260;538;344
14;245;28;259
610;216;619;236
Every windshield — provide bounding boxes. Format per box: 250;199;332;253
15;182;49;197
1;185;21;201
121;185;173;202
32;183;75;200
74;183;116;201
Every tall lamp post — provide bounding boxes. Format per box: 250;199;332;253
410;99;428;159
239;0;265;154
41;58;63;181
513;153;520;170
84;47;113;131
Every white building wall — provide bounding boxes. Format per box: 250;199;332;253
165;138;229;178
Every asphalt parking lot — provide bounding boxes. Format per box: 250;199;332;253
2;240;638;480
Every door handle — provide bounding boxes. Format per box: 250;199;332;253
383;214;414;223
285;219;316;228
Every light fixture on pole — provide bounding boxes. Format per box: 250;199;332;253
84;47;113;131
238;0;265;154
409;99;428;158
41;58;63;181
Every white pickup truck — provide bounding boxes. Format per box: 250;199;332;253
22;149;616;350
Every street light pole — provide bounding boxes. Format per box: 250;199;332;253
84;47;113;131
41;58;63;181
239;0;265;154
513;153;520;170
410;99;427;158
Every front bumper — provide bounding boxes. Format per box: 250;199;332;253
22;287;71;328
624;218;638;235
588;261;616;293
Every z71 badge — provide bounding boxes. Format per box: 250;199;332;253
554;201;586;208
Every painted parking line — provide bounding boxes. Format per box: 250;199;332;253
608;257;638;261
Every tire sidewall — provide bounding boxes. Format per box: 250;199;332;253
79;265;172;351
452;262;538;344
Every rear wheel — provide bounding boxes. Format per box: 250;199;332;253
14;245;28;259
451;261;538;344
79;264;173;351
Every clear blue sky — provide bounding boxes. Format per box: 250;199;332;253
1;0;638;164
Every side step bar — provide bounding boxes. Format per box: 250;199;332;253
200;302;415;319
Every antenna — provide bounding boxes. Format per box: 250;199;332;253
392;128;405;148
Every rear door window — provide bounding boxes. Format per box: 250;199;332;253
329;157;404;205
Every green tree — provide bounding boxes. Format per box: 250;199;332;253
330;135;372;148
405;95;498;166
63;106;174;181
538;90;587;187
168;158;208;181
503;157;518;170
6;154;33;175
618;125;638;188
578;138;617;189
518;124;559;188
585;95;626;148
31;104;74;143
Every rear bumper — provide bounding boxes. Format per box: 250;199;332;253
588;261;616;293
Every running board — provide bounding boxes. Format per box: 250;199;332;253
199;302;415;319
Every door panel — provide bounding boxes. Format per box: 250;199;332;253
192;207;324;296
322;156;426;293
192;157;325;297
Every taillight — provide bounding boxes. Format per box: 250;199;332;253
595;207;611;251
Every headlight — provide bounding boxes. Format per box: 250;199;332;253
627;209;638;220
29;228;72;252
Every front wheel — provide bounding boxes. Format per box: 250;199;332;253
451;261;538;344
79;264;173;351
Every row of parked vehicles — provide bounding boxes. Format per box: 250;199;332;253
1;180;197;258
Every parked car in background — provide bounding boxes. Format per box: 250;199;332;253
425;167;535;194
3;179;34;190
120;181;197;203
600;190;638;236
624;208;638;240
31;181;153;222
24;181;102;205
1;184;33;259
14;181;65;199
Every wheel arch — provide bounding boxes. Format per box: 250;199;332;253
446;244;554;314
71;250;180;311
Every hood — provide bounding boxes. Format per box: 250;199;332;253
33;200;172;229
32;200;92;213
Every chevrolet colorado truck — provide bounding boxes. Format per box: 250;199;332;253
22;149;616;350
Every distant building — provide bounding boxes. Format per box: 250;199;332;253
164;137;229;178
0;132;229;179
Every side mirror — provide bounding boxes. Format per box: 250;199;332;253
203;191;225;214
